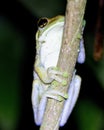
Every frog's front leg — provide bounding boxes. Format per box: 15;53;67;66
35;55;67;85
35;55;55;83
60;74;81;126
47;67;68;85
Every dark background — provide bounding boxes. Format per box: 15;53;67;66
0;0;104;130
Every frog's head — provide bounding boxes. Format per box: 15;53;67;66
36;15;64;39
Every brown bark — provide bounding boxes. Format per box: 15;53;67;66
40;0;87;130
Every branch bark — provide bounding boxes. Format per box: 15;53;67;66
40;0;87;130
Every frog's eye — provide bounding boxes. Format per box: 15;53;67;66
37;18;48;28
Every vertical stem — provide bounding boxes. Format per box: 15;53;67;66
40;0;87;130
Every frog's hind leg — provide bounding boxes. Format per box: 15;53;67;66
60;75;81;126
32;80;47;126
77;38;85;64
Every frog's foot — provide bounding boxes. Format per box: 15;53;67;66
34;86;68;126
47;67;68;86
44;88;68;102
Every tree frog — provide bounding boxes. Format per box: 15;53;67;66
31;16;85;126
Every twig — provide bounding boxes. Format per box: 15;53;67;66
40;0;86;130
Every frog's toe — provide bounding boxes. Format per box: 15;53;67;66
47;67;68;83
45;89;68;101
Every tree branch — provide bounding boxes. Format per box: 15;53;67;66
40;0;87;130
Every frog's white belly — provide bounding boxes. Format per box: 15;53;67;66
41;50;60;69
40;23;64;69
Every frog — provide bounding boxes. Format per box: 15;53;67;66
31;15;85;126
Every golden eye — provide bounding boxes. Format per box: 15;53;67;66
37;18;48;28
